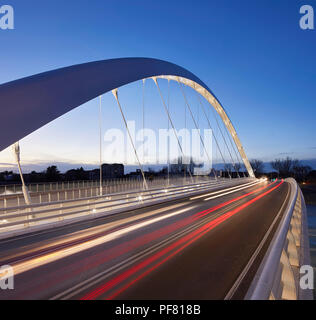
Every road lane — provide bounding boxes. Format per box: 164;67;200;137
97;181;289;300
0;179;288;300
0;180;260;264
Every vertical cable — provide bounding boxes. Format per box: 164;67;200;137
153;77;194;184
222;118;246;178
184;90;187;181
99;95;103;195
196;92;231;179
112;89;149;190
209;101;240;178
167;79;170;186
179;82;217;180
215;107;245;178
142;79;146;188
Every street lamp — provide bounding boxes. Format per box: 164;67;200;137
12;142;31;205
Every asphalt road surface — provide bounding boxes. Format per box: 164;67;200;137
0;179;289;300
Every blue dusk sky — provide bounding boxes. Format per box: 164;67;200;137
0;0;315;172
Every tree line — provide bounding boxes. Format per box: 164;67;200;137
250;157;314;182
0;166;89;183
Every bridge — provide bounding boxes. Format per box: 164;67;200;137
0;58;312;300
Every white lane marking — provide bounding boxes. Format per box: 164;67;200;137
203;181;262;201
52;204;226;300
53;196;254;300
51;221;202;300
190;181;260;201
1;202;189;264
11;205;196;277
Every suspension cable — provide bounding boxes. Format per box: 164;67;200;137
214;107;245;178
221;117;246;177
112;88;149;190
178;82;218;181
142;79;147;188
184;89;187;181
142;79;145;165
195;92;231;179
99;95;103;195
153;77;194;184
167;79;170;186
207;100;240;178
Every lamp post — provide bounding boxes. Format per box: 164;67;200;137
12;142;31;205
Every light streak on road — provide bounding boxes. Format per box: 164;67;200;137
81;180;284;300
10;205;196;276
189;180;261;201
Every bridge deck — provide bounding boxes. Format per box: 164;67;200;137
0;180;289;300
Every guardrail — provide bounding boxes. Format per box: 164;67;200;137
0;178;255;239
245;178;313;300
0;179;102;194
0;176;213;208
0;176;213;195
0;177;168;194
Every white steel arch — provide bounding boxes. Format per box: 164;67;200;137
0;58;255;177
156;75;254;177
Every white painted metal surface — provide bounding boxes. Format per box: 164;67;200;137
0;58;255;178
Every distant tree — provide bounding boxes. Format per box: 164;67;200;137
234;163;241;174
307;170;316;183
271;159;281;175
65;167;88;181
224;163;232;174
158;167;168;175
250;159;264;176
271;157;298;178
292;163;312;182
45;166;61;182
27;170;44;183
0;171;19;182
77;167;86;180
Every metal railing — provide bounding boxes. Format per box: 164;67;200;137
0;176;212;208
0;178;253;238
245;178;313;300
0;176;214;194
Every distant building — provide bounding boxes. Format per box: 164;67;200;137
88;169;100;181
64;168;89;181
88;163;124;180
102;163;124;179
170;157;196;175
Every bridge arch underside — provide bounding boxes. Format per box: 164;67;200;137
0;57;255;177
